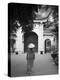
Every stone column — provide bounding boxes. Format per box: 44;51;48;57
33;20;44;54
38;23;44;54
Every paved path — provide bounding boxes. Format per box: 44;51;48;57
11;53;58;77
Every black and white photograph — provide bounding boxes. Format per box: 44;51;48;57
8;3;59;77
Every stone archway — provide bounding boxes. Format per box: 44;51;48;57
24;32;38;53
45;39;51;53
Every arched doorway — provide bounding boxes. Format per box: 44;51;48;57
45;39;51;53
24;32;38;53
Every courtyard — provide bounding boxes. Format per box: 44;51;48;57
11;52;58;77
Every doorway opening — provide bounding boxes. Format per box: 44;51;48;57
24;32;38;53
45;39;51;53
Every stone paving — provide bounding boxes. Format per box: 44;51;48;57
11;53;58;77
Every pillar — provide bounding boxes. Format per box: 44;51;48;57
38;23;44;54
